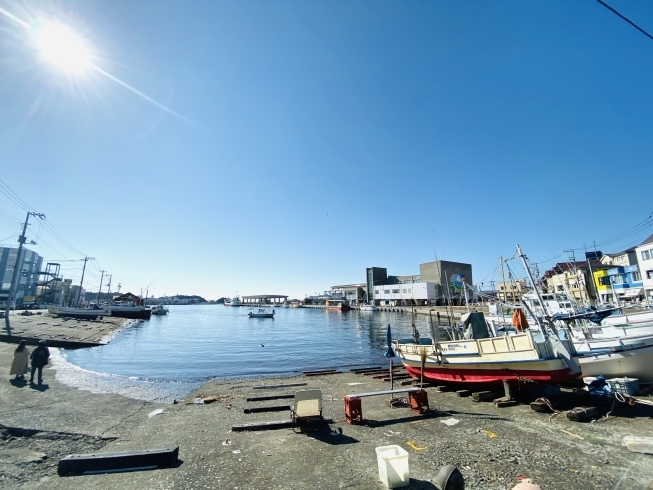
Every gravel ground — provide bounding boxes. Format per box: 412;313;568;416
1;339;653;489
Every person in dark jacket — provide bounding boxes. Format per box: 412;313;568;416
30;340;50;384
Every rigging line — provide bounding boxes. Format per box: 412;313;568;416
0;233;20;243
565;214;653;251
0;210;21;221
0;179;37;212
42;222;86;256
0;216;21;227
595;0;653;42
39;220;87;257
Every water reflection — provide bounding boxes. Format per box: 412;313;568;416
64;305;433;382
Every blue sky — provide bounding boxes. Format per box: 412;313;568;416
1;0;652;300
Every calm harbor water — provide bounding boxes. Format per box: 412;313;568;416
59;305;433;401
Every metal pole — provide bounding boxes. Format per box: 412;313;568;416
4;212;30;333
76;257;91;307
95;270;105;305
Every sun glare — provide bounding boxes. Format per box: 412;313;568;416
34;23;92;73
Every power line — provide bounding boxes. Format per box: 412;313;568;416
595;0;653;42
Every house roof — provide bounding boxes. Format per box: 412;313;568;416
640;233;653;247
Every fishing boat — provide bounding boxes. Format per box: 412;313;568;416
248;308;275;318
225;297;242;307
325;299;351;310
47;305;110;320
394;312;581;384
109;293;151;320
359;303;378;311
151;305;169;316
576;342;653;382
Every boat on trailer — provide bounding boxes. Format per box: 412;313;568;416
248;308;275;318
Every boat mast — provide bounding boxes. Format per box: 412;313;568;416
516;245;549;337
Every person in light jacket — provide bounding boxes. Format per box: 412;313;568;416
10;340;30;380
30;340;50;384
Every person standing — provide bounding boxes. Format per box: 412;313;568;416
30;340;50;384
10;340;30;380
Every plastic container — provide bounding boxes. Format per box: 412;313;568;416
607;378;640;396
375;445;409;488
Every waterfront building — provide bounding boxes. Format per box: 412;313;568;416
363;260;473;306
373;282;439;306
495;279;531;303
0;246;43;307
542;261;608;303
635;234;653;303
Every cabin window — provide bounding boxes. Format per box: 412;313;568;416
384;290;390;294
532;300;541;306
392;289;400;294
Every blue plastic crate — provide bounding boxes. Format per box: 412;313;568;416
606;378;640;396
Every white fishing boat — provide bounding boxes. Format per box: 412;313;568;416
576;342;653;382
151;305;169;316
225;296;242;307
359;303;378;311
47;305;110;320
248;308;275;318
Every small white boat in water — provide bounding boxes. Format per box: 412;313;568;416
359;303;378;311
248;308;275;318
151;305;169;316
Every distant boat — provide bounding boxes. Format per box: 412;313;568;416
151;305;169;316
48;305;110;320
359;303;378;311
325;299;351;311
248;308;275;318
225;297;242;307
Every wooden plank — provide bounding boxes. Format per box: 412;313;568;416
253;383;307;390
246;394;294;402
567;406;600;422
350;366;383;373
302;369;337;375
303;371;340;377
456;390;472;398
472;391;502;402
58;446;179;476
244;405;289;414
232;418;334;432
346;388;423;399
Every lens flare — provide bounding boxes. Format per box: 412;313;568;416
34;23;92;73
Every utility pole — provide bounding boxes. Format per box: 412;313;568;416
76;257;94;307
95;270;105;305
4;211;45;333
117;283;122;294
564;249;579;302
106;275;112;301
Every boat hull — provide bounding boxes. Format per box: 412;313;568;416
402;359;577;384
47;306;109;320
577;344;653;382
110;307;152;320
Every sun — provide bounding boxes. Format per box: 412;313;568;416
34;23;92;73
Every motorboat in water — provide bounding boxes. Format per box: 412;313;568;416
151;305;169;316
248;308;275;318
359;303;378;311
325;299;351;310
109;293;151;319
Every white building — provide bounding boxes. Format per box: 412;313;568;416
373;282;438;306
635;234;653;303
1;246;43;307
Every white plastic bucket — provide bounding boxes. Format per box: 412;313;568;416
375;445;409;488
